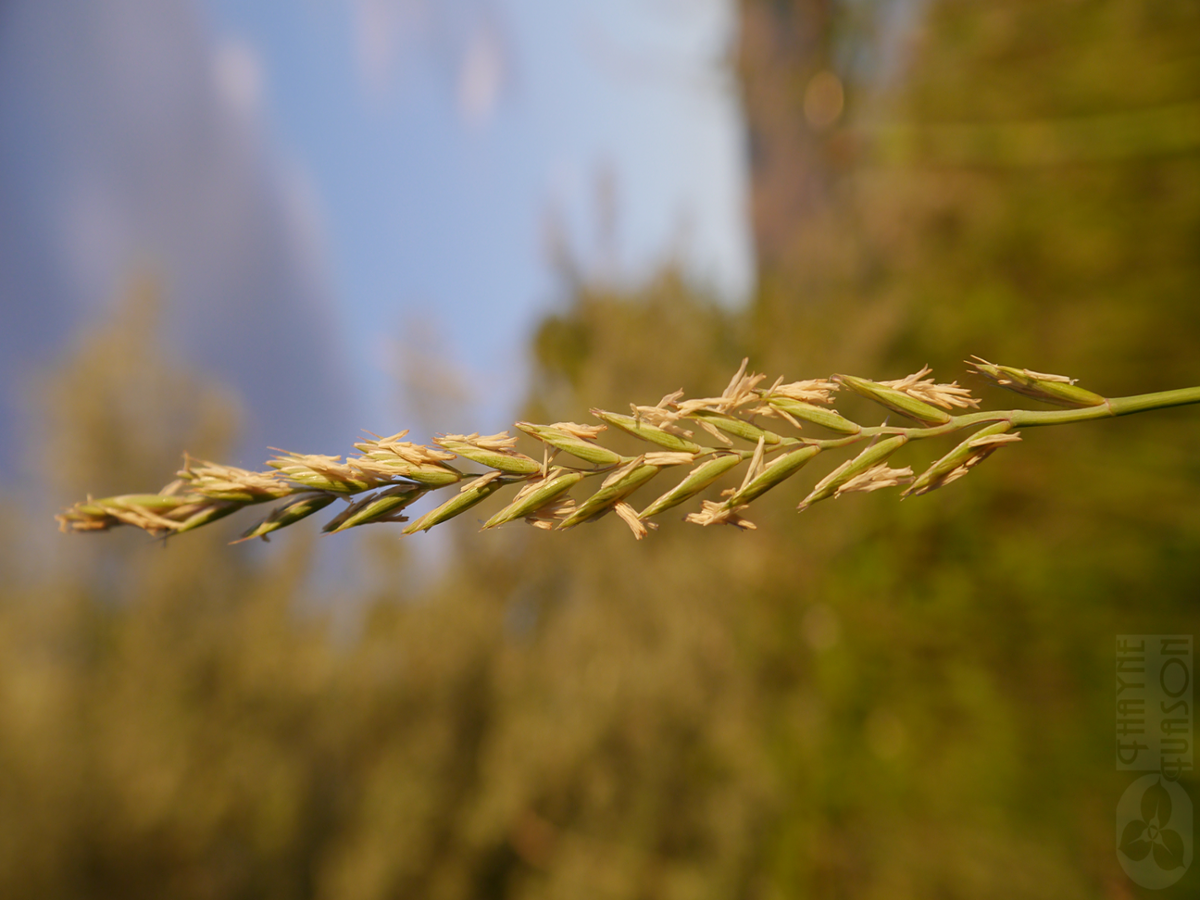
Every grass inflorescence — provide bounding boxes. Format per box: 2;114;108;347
56;358;1200;542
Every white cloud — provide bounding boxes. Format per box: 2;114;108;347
349;0;429;99
457;20;505;126
213;36;266;120
348;0;508;126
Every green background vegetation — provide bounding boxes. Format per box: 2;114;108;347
3;0;1199;896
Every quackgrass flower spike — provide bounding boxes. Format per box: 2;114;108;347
55;359;1200;542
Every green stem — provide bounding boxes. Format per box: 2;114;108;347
758;385;1200;452
1009;385;1200;426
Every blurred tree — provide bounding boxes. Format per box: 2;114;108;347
734;0;1200;895
36;270;237;505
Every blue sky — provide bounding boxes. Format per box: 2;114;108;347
202;0;753;435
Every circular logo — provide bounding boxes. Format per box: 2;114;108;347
1116;774;1193;889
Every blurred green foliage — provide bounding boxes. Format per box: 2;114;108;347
3;0;1200;897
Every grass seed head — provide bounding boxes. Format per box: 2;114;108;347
903;421;1020;498
177;458;291;503
351;433;462;486
968;357;1107;408
834;374;954;425
614;501;656;539
761;377;840;405
561;462;660;528
234;492;337;543
524;496;577;530
434;432;542;475
322;483;427;533
751;396;862;434
482;469;586;529
516;422;622;466
402;475;511;533
268;452;380;493
685;410;781;445
799;434;910;510
629;389;695;437
685;500;756;530
833;463;914;498
725;445;822;507
879;366;981;410
639;453;745;519
592;409;701;453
